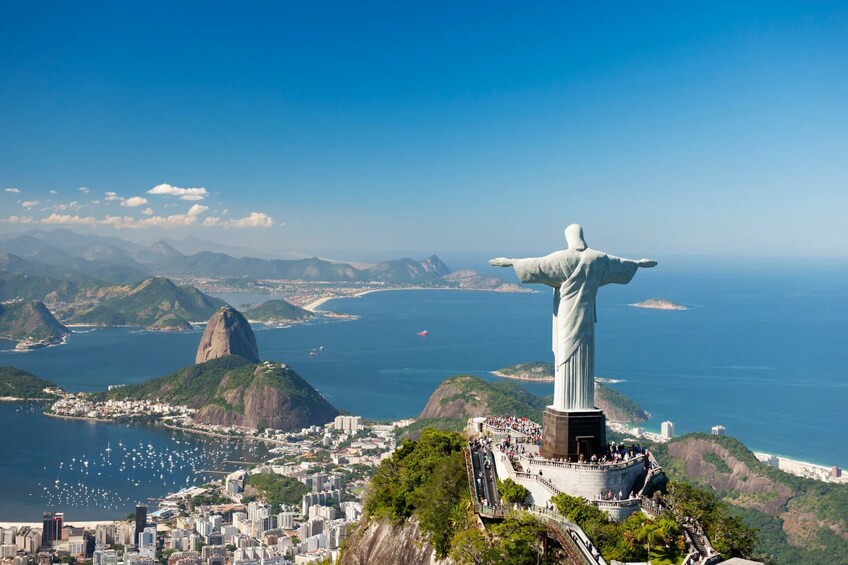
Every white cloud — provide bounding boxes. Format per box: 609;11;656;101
4;188;20;193
22;200;40;209
49;189;58;194
104;192;122;201
223;212;274;228
100;204;207;229
202;216;221;226
1;215;33;223
147;183;208;201
78;186;90;194
141;207;153;215
90;200;101;205
121;196;149;208
42;213;98;225
187;204;208;216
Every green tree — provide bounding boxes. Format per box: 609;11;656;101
497;479;530;504
449;526;496;565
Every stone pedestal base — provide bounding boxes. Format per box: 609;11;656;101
540;407;606;461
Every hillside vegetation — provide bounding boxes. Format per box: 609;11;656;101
102;356;339;430
244;473;310;513
0;300;68;344
653;433;848;564
0;367;60;399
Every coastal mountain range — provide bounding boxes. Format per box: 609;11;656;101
0;229;517;287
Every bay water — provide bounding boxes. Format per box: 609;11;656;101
1;260;846;519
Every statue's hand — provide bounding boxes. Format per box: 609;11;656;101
488;257;514;267
637;259;658;268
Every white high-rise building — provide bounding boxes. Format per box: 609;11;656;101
661;421;675;440
333;415;362;433
711;425;726;436
278;512;297;530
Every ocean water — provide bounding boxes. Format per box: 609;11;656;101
1;261;847;519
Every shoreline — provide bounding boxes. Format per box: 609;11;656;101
304;285;529;312
43;411;117;424
162;422;291;446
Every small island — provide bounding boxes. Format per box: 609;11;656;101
630;297;687;311
491;361;554;381
242;298;314;324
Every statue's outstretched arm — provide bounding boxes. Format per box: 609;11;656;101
488;257;514;267
636;259;658;268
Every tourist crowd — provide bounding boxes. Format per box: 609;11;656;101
483;416;543;445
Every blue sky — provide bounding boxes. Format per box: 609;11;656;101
1;2;846;259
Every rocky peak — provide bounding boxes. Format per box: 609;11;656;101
196;306;260;364
420;255;451;276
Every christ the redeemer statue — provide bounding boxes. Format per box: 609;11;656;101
490;224;656;413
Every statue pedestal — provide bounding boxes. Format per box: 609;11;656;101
541;407;606;461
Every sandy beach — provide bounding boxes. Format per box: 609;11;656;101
489;370;554;382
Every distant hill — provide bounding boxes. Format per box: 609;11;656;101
0;235;149;283
0;301;68;346
131;240;185;264
442;269;527;292
242;299;313;323
360;256;450;285
418;374;549;422
0;367;61;399
653;434;848;564
103;355;339;430
68;277;226;330
155;252;363;281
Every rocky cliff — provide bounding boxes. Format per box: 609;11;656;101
193;361;339;429
340;518;451;565
196;306;260;364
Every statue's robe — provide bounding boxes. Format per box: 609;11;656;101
513;249;639;411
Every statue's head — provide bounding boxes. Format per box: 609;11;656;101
565;224;587;251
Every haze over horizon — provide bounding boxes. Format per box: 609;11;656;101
2;2;846;258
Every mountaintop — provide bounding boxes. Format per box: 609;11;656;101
196;306;260;364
